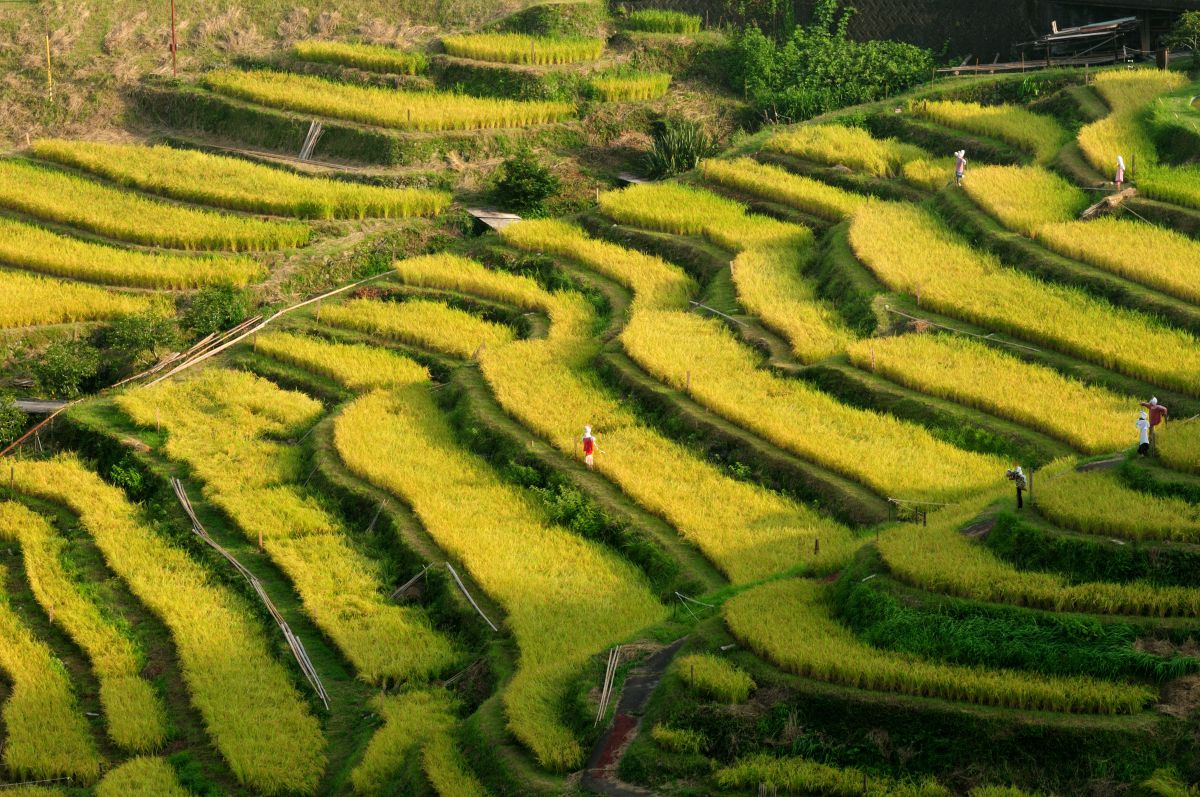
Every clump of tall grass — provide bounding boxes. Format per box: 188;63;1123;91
675;653;755;703
441;33;603;65
589;71;671;102
624;9;702;34
292;40;427;74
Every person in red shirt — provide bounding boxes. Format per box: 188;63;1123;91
1139;397;1169;447
580;425;596;470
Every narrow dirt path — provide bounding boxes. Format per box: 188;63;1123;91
581;637;687;797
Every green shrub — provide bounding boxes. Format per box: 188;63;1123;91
625;10;701;34
675;653;755;703
499;1;608;38
34;340;101;399
650;724;706;755
643;118;717;177
103;311;180;368
180;285;251;337
0;391;27;447
494;147;561;214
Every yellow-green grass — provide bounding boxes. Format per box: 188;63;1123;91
441;33;602;65
292;40;427;74
1038;468;1200;541
0;217;262;289
253;331;431;390
204;69;574;132
336;385;666;770
32;139;450;220
912;100;1068;162
0;563;101;781
117;369;459;684
650;724;706;755
0;270;160;329
96;757;194;797
622;310;1006;501
848;201;1200;395
964;165;1200;304
725;578;1154;713
351;690;455;796
599;182;852;361
1158;420;1200;475
846;333;1136;455
589;72;671;102
0;159;307;251
700;157;868;221
11;456;325;794
0;503;167;752
675;653;754;703
879;490;1200;617
330;254;859;584
716;754;950;797
766;124;927;177
625;9;701;34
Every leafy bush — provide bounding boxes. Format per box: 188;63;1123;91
0;391;26;447
643;118;717;177
729;0;932;122
180;285;250;337
1165;11;1200;53
104;311;180;368
34;340;101;399
494;147;561;214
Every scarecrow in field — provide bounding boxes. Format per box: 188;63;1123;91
954;150;968;187
1136;411;1151;457
1139;397;1169;448
1115;156;1126;191
1005;465;1027;509
580;425;597;470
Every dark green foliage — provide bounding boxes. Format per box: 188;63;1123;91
833;569;1200;681
498;1;608;38
0;391;27;447
429;58;583;101
179;285;251;337
107;455;150;504
102;311;181;368
728;0;933;123
643;117;718;177
1165;11;1200;53
494;147;561;214
34;340;101;399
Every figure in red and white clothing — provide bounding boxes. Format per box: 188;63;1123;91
581;425;597;470
1139;397;1169;448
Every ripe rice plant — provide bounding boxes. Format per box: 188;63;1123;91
0;217;262;289
422;732;491;797
1037;467;1200;542
621;309;1006;501
911;100;1068;162
253;331;431;390
902;157;957;191
700;157;868;221
1140;165;1200;211
766;125;928;177
0;270;158;329
32;139;451;220
599;182;852;361
96;757;193;797
11;455;326;794
1158;420;1200;475
441;33;603;65
848;201;1200;395
332;254;860;583
675;653;755;703
351;690;456;796
0;160;308;251
292;40;427;74
878;490;1200;617
724;578;1155;713
117;369;460;684
960;164;1086;235
204;69;574;132
0;563;101;781
336;386;666;771
624;9;702;34
650;724;707;755
0;503;167;752
846;333;1136;455
324;298;517;356
1092;69;1187;114
715;754;950;797
589;71;671;102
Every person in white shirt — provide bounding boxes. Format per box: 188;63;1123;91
1136;411;1151;457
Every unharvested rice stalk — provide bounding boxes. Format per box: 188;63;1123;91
674;653;754;703
335;385;666;771
351;690;456;796
724;578;1155;713
848;201;1200;395
292;40;427;74
700;157;868;221
589;72;671;102
766;125;928;177
441;33;603;65
253;331;431;390
324;297;517;356
624;9;701;34
846;333;1136;455
960;164;1086;235
878;489;1200;617
421;731;492;797
10;456;326;795
32;139;451;220
911;100;1068;162
0;561;101;781
1157;420;1200;475
95;757;194;797
0;270;160;328
650;724;706;755
0;503;167;752
1038;467;1200;542
902;157;957;191
117;369;460;685
0;159;308;251
0;217;262;289
204;69;574;132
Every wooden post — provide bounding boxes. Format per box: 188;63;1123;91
155;407;160;433
315;299;322;322
869;344;875;371
9;464;13;498
45;34;53;99
814;537;820;556
1021;53;1025;72
169;0;177;77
